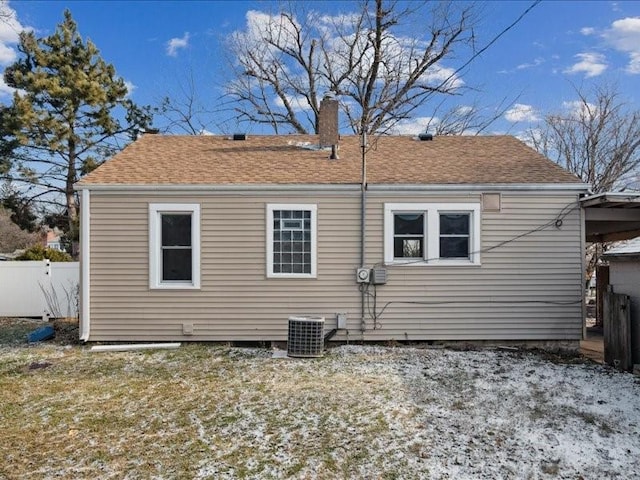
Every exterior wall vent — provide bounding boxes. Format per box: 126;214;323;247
287;316;325;357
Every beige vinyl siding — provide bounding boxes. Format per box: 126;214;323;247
362;192;583;340
89;193;362;341
87;190;583;341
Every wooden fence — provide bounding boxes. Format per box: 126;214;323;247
603;290;632;371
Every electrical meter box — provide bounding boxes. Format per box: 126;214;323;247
370;267;387;285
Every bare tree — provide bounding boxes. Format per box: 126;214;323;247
223;0;537;136
0;208;38;253
527;83;640;290
157;69;221;135
426;96;519;136
527;83;640;193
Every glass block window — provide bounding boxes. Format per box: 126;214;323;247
268;204;317;277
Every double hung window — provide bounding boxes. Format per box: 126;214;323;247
149;204;200;289
393;213;425;259
384;203;480;265
439;213;471;259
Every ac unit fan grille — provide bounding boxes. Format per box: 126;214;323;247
287;316;325;358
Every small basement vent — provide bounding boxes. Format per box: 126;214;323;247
287;316;325;358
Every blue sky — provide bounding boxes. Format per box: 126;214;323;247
2;0;640;136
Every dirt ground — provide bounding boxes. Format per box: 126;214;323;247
0;317;79;346
1;317;639;478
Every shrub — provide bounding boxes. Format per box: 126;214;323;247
16;244;73;262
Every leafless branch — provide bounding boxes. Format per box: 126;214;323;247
527;82;640;193
221;0;538;136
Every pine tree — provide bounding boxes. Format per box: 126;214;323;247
2;10;152;235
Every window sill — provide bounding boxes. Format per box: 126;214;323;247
267;273;317;279
385;260;481;267
150;282;201;290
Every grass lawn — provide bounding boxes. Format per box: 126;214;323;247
1;320;639;479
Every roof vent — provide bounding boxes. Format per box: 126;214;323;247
232;133;247;141
418;133;433;141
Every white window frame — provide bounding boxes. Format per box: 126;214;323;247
384;203;481;266
266;203;317;278
149;203;201;289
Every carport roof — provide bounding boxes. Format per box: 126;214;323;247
581;192;640;242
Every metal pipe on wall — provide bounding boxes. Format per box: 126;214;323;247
361;132;367;333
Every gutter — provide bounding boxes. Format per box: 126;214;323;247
74;184;361;192
580;191;640;208
74;182;590;193
368;183;590;192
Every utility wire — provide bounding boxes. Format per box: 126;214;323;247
372;200;579;268
365;200;583;327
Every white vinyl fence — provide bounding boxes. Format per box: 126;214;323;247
0;260;79;319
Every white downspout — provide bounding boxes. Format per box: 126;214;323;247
80;189;91;341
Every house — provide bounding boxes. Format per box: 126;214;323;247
75;102;589;344
602;237;640;364
44;229;63;251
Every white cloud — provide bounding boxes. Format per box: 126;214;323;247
0;42;15;64
421;65;464;90
389;116;438;135
0;77;16;97
123;80;136;97
274;94;312;112
602;17;640;74
0;2;28;66
516;57;544;70
564;52;607;77
504;104;540;123
166;32;190;57
580;27;595;36
628;52;640;74
241;11;300;53
562;100;597;118
234;9;463;93
0;3;25;43
515;128;538;147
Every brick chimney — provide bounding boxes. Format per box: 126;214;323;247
318;93;339;148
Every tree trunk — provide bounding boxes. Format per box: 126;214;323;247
67;139;79;257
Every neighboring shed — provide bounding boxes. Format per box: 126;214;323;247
602;237;640;365
74;105;588;344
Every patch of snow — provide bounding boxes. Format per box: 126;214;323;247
3;344;640;478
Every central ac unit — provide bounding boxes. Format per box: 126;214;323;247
287;316;325;358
